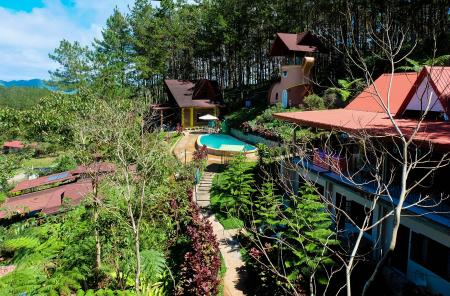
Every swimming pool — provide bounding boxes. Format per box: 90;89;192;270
197;134;257;156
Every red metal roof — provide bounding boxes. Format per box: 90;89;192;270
274;109;450;149
346;72;418;115
71;162;116;175
11;171;76;193
3;140;24;149
0;180;92;218
164;80;221;108
274;67;450;150
270;32;326;56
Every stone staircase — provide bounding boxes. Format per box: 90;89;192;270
195;171;215;208
194;169;247;296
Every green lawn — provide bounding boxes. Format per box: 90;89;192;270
210;193;244;230
218;254;227;296
22;157;57;169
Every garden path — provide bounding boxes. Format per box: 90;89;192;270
194;167;248;296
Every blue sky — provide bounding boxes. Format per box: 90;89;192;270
0;0;139;80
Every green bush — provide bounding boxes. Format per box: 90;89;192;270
303;94;325;110
53;154;77;173
210;154;256;220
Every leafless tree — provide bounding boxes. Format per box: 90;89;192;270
245;12;450;296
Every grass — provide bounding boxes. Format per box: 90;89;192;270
21;157;57;169
210;193;244;230
218;254;227;296
220;216;244;229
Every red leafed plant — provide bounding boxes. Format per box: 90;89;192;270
176;190;221;296
193;145;208;163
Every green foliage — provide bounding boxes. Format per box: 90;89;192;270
279;185;338;285
211;154;255;219
0;212;94;295
242;183;338;293
326;78;364;103
0;86;51;110
48;39;92;91
303;94;326;110
252;182;282;231
140;249;166;285
53;154;77;173
398;55;450;72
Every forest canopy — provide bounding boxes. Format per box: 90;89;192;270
0;86;51;110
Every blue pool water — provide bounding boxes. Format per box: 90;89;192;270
198;134;257;152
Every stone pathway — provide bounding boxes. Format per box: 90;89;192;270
194;169;247;296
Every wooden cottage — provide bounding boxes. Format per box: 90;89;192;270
159;79;222;128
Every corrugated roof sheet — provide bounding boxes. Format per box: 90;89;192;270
0;180;92;218
274;67;450;149
274;109;450;149
346;72;418;115
3;140;24;149
11;171;76;193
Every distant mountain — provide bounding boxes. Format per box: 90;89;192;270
0;79;48;89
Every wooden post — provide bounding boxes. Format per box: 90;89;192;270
160;109;163;131
181;108;185;128
190;107;194;128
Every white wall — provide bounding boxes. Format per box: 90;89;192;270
405;76;444;112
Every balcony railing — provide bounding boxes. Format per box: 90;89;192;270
295;155;450;226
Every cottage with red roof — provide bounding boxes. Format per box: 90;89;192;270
151;79;222;129
275;66;450;295
2;140;24;154
268;31;326;107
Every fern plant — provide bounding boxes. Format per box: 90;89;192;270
212;154;255;219
328;78;363;102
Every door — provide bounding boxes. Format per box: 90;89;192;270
281;89;288;108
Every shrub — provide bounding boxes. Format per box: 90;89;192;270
176;191;221;296
53;154;77;173
303;94;325;110
211;154;255;219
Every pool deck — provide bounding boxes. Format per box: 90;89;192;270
173;132;258;164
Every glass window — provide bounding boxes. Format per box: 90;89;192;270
411;232;450;280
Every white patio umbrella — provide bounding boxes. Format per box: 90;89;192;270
199;114;219;121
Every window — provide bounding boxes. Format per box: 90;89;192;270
410;232;450;280
282;71;288;78
335;193;346;231
344;200;372;234
315;184;325;197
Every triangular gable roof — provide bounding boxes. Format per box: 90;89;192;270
345;72;418;115
269;32;326;56
164;80;221;108
398;66;450;116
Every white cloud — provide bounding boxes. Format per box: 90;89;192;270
0;0;135;80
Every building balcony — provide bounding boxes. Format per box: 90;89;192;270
294;156;450;228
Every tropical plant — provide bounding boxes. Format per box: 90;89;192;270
211;154;255;218
327;78;364;102
398;55;450;72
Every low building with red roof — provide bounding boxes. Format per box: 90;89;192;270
274;66;450;295
2;140;24;154
0;180;92;220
